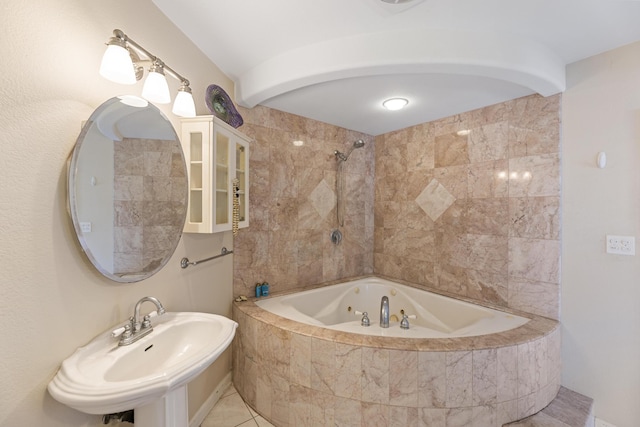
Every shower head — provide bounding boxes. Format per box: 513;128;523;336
334;139;365;161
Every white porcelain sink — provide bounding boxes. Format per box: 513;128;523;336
48;312;237;421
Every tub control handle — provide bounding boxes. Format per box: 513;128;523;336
354;310;370;327
400;314;417;330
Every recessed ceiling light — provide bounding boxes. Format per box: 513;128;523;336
382;98;408;111
380;0;416;4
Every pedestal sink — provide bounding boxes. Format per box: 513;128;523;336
48;312;238;427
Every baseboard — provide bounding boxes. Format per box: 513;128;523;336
189;371;233;427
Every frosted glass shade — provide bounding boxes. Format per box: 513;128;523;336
142;71;171;104
172;90;196;117
99;44;136;85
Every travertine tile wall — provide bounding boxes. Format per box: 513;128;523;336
113;137;187;274
374;94;561;319
234;106;375;297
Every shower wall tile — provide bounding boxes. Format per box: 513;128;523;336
234;106;374;296
235;94;559;320
468;121;509;163
468;160;509;199
509;196;560;240
435;132;469;167
508;153;560;198
374;93;561;319
509;278;560;319
509;238;560;284
467;198;509;236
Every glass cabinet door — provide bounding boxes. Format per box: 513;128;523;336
235;141;248;227
182;120;211;233
213;128;230;228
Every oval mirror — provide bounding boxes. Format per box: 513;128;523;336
68;96;187;283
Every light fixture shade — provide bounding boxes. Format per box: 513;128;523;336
172;90;196;117
99;44;136;85
142;70;171;104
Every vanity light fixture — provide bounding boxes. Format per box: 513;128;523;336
382;97;408;111
99;29;196;117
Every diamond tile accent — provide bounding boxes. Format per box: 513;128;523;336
309;179;336;220
415;179;456;221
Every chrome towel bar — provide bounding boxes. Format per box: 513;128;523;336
180;247;233;269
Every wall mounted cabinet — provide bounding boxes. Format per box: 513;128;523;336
180;116;249;233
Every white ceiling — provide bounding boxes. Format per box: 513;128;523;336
153;0;640;135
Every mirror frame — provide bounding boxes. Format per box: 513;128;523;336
68;97;187;283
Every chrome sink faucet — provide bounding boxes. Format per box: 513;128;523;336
133;296;166;332
380;296;389;328
115;296;166;346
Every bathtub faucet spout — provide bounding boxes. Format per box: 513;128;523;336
380;296;389;328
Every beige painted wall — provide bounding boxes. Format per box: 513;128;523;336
0;0;235;426
562;41;640;427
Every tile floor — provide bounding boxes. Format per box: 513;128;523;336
201;385;593;427
200;384;274;427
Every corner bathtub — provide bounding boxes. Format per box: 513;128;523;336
255;278;530;338
232;277;561;427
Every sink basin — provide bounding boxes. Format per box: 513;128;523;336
48;312;237;416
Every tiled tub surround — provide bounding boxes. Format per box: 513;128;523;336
232;277;561;427
374;94;561;320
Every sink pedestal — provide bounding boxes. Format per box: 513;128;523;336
135;385;188;427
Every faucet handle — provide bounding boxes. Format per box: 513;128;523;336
400;314;416;330
121;323;133;339
354;310;370;327
142;314;151;329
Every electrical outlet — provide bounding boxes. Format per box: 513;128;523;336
80;222;92;233
595;417;617;427
606;235;635;255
